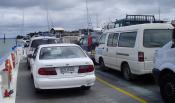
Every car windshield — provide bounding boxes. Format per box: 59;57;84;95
31;39;57;48
143;29;173;48
39;46;87;60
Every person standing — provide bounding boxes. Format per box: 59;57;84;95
88;34;92;51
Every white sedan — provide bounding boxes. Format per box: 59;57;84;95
28;44;96;92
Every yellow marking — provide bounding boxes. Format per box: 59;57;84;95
96;77;148;103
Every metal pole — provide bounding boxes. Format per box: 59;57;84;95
86;0;89;35
46;0;50;32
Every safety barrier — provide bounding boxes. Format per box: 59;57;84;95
0;46;23;103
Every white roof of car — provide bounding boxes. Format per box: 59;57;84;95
31;36;57;41
39;43;79;48
52;27;64;31
105;23;174;33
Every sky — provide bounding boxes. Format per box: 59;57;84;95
0;0;175;38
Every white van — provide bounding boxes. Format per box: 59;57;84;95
95;23;173;80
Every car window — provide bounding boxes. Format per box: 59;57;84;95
33;48;38;58
143;29;172;48
31;39;57;48
113;33;119;47
99;34;107;44
118;32;137;48
107;34;114;46
107;33;119;47
39;46;87;60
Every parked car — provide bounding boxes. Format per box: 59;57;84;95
79;34;100;63
28;44;95;92
26;36;59;69
95;23;173;80
153;29;175;103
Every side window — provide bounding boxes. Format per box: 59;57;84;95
33;48;38;58
118;32;137;48
107;34;114;46
99;34;107;44
113;33;119;47
107;33;119;47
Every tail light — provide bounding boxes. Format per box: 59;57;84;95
38;68;57;75
78;65;94;73
138;52;144;62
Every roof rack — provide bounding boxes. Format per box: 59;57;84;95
114;15;165;27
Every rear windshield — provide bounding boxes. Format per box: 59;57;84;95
31;39;57;48
39;46;87;60
143;29;172;48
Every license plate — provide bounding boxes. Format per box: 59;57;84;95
60;67;75;74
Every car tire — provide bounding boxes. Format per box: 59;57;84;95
122;63;133;81
160;73;175;103
99;58;107;71
82;86;91;90
35;88;43;93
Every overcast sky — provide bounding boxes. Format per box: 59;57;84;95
0;0;175;38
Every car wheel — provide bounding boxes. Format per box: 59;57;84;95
82;86;91;90
35;88;43;93
99;58;107;70
122;64;133;81
160;73;175;103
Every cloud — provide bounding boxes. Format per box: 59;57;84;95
0;0;174;38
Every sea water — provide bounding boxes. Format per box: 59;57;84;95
0;39;17;58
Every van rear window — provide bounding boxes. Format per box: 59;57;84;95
143;29;172;48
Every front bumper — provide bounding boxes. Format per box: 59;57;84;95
35;75;96;89
152;68;160;84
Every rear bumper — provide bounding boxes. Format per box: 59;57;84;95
34;75;96;89
129;61;152;75
152;68;160;84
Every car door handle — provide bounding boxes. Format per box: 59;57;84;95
116;52;129;56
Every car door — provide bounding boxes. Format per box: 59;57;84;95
96;33;108;63
105;33;117;68
116;32;137;70
106;33;119;69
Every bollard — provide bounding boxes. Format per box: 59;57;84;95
0;76;3;103
11;53;15;68
2;59;13;97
